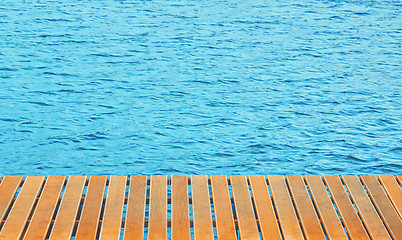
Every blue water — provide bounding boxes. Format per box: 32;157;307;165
0;0;401;176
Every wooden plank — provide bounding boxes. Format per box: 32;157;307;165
305;175;348;240
248;175;281;240
230;175;259;240
397;176;402;185
342;175;390;239
99;176;127;240
49;176;86;240
286;175;326;240
23;176;65;240
0;176;45;240
191;175;214;240
323;175;370;240
0;174;400;240
361;175;402;239
75;175;107;240
148;175;167;240
210;175;237;240
268;175;304;240
171;175;191;240
0;176;23;222
378;175;402;217
123;175;147;240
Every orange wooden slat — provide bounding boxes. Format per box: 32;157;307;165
99;176;127;240
305;175;348;240
1;174;400;240
286;175;326;240
210;175;237;240
323;175;370;240
268;175;304;240
361;175;402;239
191;175;214;240
342;175;390;239
148;175;167;240
75;175;107;240
397;176;402;185
0;176;23;222
49;176;86;240
0;176;45;240
378;175;402;217
23;176;65;240
123;175;148;240
171;175;191;240
248;175;281;240
230;175;259;240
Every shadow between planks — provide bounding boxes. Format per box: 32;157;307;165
0;175;401;240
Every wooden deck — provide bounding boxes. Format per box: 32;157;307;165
0;175;401;240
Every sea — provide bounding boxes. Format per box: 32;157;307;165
0;0;401;176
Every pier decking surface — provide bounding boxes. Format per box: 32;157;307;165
0;175;401;240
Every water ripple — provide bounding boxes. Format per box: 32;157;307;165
0;0;401;176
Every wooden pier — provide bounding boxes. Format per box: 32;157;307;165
0;175;401;239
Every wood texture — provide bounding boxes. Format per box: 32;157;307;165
75;175;107;240
268;175;304;240
378;175;402;217
148;175;167;240
210;175;237;240
324;175;370;240
23;176;65;240
99;176;127;240
171;175;191;240
0;175;400;240
248;175;281;240
286;175;326;240
305;175;348;240
0;176;45;240
342;175;390;239
191;175;214;240
361;175;402;239
123;175;148;240
230;175;259;240
0;176;23;222
49;176;86;240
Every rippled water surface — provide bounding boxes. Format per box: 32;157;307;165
0;0;401;176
